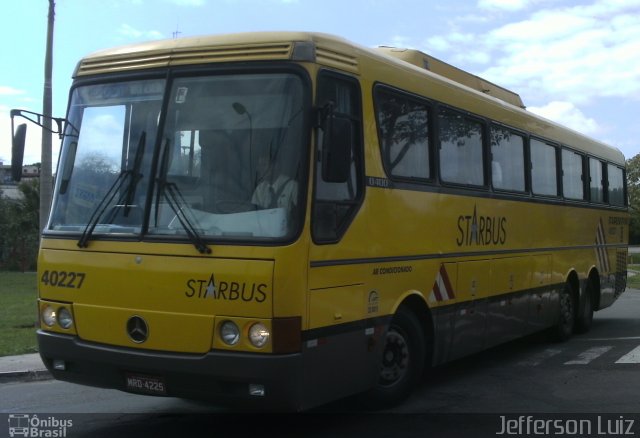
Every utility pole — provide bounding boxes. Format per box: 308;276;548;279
41;0;55;233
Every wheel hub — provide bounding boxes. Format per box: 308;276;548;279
379;329;409;386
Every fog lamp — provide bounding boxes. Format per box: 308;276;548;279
249;383;265;397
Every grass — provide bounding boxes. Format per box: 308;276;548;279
629;254;640;265
0;272;38;357
628;264;640;290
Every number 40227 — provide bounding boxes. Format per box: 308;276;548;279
40;270;86;289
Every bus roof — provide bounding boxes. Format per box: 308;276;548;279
74;31;625;164
376;46;526;109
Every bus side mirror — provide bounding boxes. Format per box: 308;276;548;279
321;115;352;183
11;123;27;182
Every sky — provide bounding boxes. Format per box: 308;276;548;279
1;0;638;167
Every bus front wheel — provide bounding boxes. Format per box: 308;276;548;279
366;305;425;407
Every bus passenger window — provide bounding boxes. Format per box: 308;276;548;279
562;149;585;200
589;157;605;203
438;108;484;186
531;139;558;197
490;126;525;191
375;88;430;180
608;164;625;206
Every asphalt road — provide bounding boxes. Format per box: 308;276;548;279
2;290;640;437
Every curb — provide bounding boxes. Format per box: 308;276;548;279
0;369;52;384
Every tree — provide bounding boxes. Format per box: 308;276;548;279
0;180;40;271
627;153;640;244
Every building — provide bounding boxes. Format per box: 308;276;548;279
0;163;40;200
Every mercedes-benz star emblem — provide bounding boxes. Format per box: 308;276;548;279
126;316;149;344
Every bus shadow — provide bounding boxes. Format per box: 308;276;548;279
69;316;637;436
319;312;639;413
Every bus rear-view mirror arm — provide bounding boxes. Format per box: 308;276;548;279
9;108;79;182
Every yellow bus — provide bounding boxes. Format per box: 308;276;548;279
14;32;628;411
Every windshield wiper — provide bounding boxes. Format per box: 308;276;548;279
155;138;211;254
77;170;130;248
123;132;146;217
77;132;146;248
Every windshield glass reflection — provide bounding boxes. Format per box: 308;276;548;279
49;79;163;234
48;73;307;244
149;73;306;240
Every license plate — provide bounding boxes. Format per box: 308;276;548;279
125;373;167;395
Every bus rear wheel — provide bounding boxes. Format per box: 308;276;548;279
551;282;575;342
575;279;595;334
366;305;425;408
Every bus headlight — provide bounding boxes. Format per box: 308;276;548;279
57;307;74;329
248;323;270;348
42;306;56;327
220;321;240;346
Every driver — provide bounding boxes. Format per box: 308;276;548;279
251;153;298;210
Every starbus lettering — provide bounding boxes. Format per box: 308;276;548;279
185;274;267;303
608;216;629;226
456;205;507;247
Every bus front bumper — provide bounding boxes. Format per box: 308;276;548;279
37;330;304;411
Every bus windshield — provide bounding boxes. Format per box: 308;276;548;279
49;72;307;244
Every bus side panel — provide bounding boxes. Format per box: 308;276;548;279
300;325;383;410
485;257;531;348
431;263;457;366
526;255;555;333
306;264;384;407
432;305;456;366
600;248;628;309
449;260;490;361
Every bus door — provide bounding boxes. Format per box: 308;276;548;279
449;260;490;360
304;70;373;407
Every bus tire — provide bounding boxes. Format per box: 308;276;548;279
365;305;425;408
551;282;575;342
575;279;594;334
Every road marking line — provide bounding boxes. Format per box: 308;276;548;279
564;346;613;365
518;348;562;366
615;345;640;364
582;336;640;341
